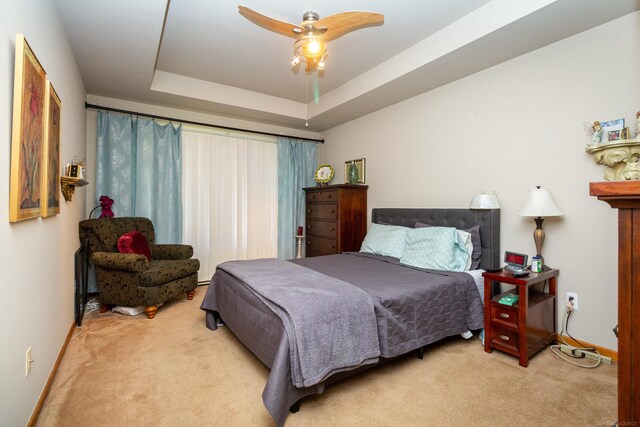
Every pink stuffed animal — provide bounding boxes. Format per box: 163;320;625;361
99;195;114;218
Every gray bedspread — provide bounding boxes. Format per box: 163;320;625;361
292;252;484;356
202;252;484;426
217;258;380;388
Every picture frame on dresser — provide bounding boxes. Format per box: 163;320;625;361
344;158;366;184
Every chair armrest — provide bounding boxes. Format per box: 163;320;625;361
152;244;193;260
90;252;148;272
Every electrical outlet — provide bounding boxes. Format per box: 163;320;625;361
566;292;579;310
25;347;32;377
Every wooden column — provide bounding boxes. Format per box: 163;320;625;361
590;181;640;423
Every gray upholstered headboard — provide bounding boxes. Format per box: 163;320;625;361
371;208;500;270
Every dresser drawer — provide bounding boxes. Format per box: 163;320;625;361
490;325;519;355
306;192;322;202
306;190;339;203
491;303;518;330
306;220;337;238
321;190;338;201
306;235;338;254
306;203;338;220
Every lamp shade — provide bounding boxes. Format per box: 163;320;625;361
470;193;500;209
518;187;563;217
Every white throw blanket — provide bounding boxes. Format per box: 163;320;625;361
218;258;380;388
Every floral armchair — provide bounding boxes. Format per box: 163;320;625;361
79;217;200;319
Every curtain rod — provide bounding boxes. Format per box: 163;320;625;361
84;102;324;143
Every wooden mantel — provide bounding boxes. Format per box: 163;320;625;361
590;181;640;423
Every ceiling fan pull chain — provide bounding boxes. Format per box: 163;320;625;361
305;73;309;127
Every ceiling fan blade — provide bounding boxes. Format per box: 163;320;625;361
317;11;384;42
314;12;384;42
238;6;303;39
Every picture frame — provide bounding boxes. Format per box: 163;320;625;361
608;129;621;142
600;118;624;143
344;158;366;184
9;34;47;222
314;164;334;185
41;81;61;217
620;127;630;140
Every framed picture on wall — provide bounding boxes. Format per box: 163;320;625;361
41;81;62;217
9;33;47;222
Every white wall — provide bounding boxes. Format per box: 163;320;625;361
0;1;86;424
320;11;640;350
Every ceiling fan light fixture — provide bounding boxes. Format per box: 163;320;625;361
290;55;301;66
294;36;325;60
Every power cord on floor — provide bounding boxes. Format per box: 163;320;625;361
85;297;100;314
71;298;101;341
549;297;602;368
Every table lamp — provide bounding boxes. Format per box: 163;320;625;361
518;186;562;268
470;192;500;209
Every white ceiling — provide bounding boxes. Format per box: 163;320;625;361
52;0;640;132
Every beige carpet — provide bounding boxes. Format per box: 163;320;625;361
37;286;617;426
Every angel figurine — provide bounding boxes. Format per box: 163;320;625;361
585;121;603;145
635;111;640;139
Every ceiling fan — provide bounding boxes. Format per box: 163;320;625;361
238;6;384;72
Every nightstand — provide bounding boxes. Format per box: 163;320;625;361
483;268;558;367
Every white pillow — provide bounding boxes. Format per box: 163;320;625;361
360;223;408;259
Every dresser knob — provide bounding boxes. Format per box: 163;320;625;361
499;335;510;341
329;245;335;249
307;225;312;229
499;313;510;319
327;195;332;198
330;228;335;231
307;210;312;213
307;241;312;245
330;210;335;213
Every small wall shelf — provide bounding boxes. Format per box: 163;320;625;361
585;138;640;181
60;176;88;202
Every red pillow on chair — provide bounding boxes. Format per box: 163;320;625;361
117;231;152;261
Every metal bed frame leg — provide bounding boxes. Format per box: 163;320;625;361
290;401;300;413
417;347;424;359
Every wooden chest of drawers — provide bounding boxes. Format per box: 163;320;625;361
303;184;368;257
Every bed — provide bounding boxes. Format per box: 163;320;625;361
201;208;500;425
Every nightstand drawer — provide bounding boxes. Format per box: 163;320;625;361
306;220;337;238
490;325;519;355
306;204;338;220
491;304;518;330
306;236;338;254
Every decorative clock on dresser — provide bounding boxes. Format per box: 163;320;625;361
303;184;368;257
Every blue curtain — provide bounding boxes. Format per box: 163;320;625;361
277;137;318;259
96;112;182;243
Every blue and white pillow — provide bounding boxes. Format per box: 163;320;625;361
400;226;471;272
360;223;408;259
